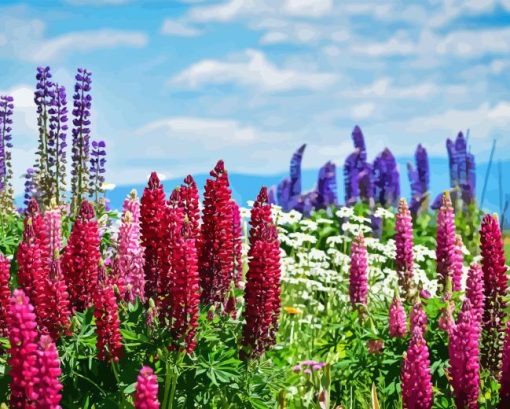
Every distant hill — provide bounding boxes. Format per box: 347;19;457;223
105;158;510;226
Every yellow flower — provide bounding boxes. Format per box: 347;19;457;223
284;306;302;315
101;182;116;191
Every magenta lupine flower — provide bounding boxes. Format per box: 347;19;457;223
436;192;456;291
466;263;484;325
401;327;433;409
349;233;368;306
395;199;414;295
44;206;62;261
389;295;407;338
0;254;10;336
480;214;508;373
410;302;428;334
7;289;39;407
452;235;464;292
448;299;481;409
135;366;160;409
500;321;510;406
114;190;145;303
37;335;63;409
231;200;243;286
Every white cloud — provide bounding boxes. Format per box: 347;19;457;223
283;0;333;17
31;30;148;61
161;19;203;36
435;28;510;57
348;78;439;99
351;103;375;119
351;32;416;56
65;0;131;5
169;49;336;93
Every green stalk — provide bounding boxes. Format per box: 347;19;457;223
167;351;185;409
161;357;172;409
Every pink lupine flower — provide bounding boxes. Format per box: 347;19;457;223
349;233;368;306
395;199;414;294
44;206;62;262
448;299;481;409
452;235;464;292
231;200;243;286
436;192;456;291
479;214;508;373
113;190;145;303
389;295;407;338
37;335;63;409
401;327;433;409
135;366;160;409
7;289;39;407
500;321;510;407
465;263;484;325
0;254;10;336
410;302;428;334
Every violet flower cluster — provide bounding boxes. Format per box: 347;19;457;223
447;131;476;205
407;144;429;215
89;140;107;201
0;95;14;207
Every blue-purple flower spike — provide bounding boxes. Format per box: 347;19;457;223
316;161;338;209
408;144;430;215
0;95;15;209
373;148;400;207
89;140;107;201
344;125;372;205
71;68;93;210
23;168;37;207
277;177;291;211
290;144;306;199
445;131;476;207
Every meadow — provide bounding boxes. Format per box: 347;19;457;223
0;67;509;409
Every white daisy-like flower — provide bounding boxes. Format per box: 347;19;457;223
336;207;354;218
374;207;395;219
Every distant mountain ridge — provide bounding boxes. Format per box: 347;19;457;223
106;158;510;225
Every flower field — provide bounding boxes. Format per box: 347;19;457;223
0;68;509;409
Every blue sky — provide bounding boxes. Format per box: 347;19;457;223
1;0;510;193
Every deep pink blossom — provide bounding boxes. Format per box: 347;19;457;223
479;214;508;373
62;200;101;311
448;299;481;409
395;198;414;293
349;233;368;306
452;235;464;292
401;327;433;409
242;187;281;357
436;192;456;291
140;172;166;300
135;366;160;409
465;263;484;325
93;283;123;362
410;302;428;334
389;295;407;338
37;335;63;409
199;160;236;309
0;254;10;336
7;289;39;408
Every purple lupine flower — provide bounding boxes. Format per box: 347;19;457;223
276;177;291;211
395;199;414;295
389;294;407;338
465;263;484;325
23;168;37;207
290;144;306;200
452;235;464;292
370;215;383;239
71;68;92;210
372;148;400;207
448;299;481;409
267;185;277;205
349;233;368;306
89;140;106;202
48;84;68;204
447;132;476;207
0;95;14;205
316;161;338;209
408;144;429;215
344;125;372;205
401;327;433;409
436;192;456;291
463;152;476;205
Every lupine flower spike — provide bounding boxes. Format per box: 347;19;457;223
0;254;10;336
465;263;484;325
452;235;464;292
7;289;39;407
37;335;64;409
199;160;236;310
479;214;508;373
401;327;433;409
410;301;428;334
242;187;282;357
94;283;123;362
389;291;407;338
349;232;368;306
62;200;101;311
500;322;510;407
0;95;15;211
436;192;456;292
448;299;481;409
395;198;414;297
140;172;166;300
135;366;160;409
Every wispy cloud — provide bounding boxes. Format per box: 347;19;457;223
161;19;203;36
169;49;336;93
